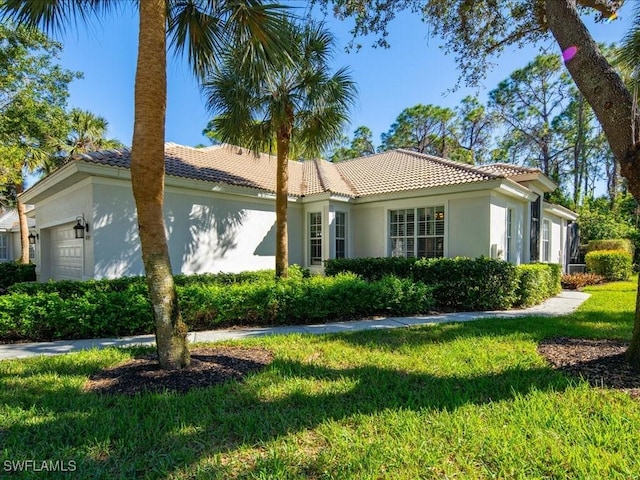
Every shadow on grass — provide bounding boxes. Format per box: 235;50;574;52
1;301;634;478
0;344;574;479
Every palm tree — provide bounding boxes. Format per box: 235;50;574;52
43;108;124;174
1;0;290;370
204;19;357;278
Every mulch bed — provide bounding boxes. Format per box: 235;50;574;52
83;346;273;395
83;338;640;398
538;337;640;398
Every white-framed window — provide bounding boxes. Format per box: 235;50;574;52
506;208;513;262
335;211;346;259
542;219;551;262
389;206;444;258
0;233;8;260
309;212;322;265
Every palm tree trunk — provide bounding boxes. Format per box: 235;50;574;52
16;182;29;264
131;0;189;370
545;0;640;368
275;115;293;279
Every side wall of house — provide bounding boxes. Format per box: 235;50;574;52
541;210;566;266
487;193;528;264
91;178;304;279
349;191;501;260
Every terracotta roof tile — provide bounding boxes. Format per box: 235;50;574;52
71;144;541;199
334;149;501;196
476;163;541;177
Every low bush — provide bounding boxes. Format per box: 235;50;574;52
587;239;634;256
0;270;435;342
585;250;633;281
561;273;605;290
179;273;435;328
413;257;519;311
326;256;523;311
0;262;36;290
324;257;415;281
516;263;562;307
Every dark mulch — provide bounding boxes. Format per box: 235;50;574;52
83;346;273;395
538;337;640;398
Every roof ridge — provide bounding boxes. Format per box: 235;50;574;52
327;159;359;196
313;158;330;192
395;148;502;180
478;162;541;173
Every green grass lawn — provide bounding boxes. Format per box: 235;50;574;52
2;280;640;479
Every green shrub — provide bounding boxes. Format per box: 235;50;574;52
0;270;435;341
587;239;634;256
178;273;435;328
516;263;562;307
585;250;633;281
0;262;36;290
325;256;520;311
324;257;415;281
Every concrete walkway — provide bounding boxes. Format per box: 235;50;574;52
0;290;590;361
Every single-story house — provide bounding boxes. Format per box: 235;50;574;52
0;208;35;263
20;143;578;281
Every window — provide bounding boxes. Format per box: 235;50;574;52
335;212;346;259
542;219;551;262
389;206;444;258
309;212;322;265
0;233;7;260
530;196;541;261
506;208;513;262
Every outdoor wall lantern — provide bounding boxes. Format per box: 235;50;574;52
74;216;89;239
28;231;38;245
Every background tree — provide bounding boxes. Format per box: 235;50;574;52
455;95;494;164
0;22;77;264
489;53;571;185
204;19;356;278
380;104;458;157
330;125;375;161
44;108;124;174
2;0;289;370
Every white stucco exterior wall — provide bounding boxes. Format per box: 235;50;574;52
91;179;303;278
31;179;94;281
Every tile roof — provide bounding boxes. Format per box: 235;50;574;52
475;163;541;177
70;144;541;199
334;149;502;196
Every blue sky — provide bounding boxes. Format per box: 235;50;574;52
54;2;633;151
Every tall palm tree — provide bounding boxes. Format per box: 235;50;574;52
1;0;290;370
43;108;125;174
204;19;357;278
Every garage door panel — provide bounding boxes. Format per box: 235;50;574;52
50;224;83;280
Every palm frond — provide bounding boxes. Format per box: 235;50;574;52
0;0;118;35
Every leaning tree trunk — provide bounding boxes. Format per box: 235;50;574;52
275;113;293;279
546;0;640;367
15;182;29;264
131;0;190;370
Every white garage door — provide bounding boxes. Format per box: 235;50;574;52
50;224;83;280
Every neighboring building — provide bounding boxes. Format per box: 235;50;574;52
20;144;577;281
0;208;36;263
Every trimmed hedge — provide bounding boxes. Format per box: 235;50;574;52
0;271;435;342
585;250;633;281
325;256;559;310
181;273;435;329
587;239;634;256
0;262;36;290
516;263;562;307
